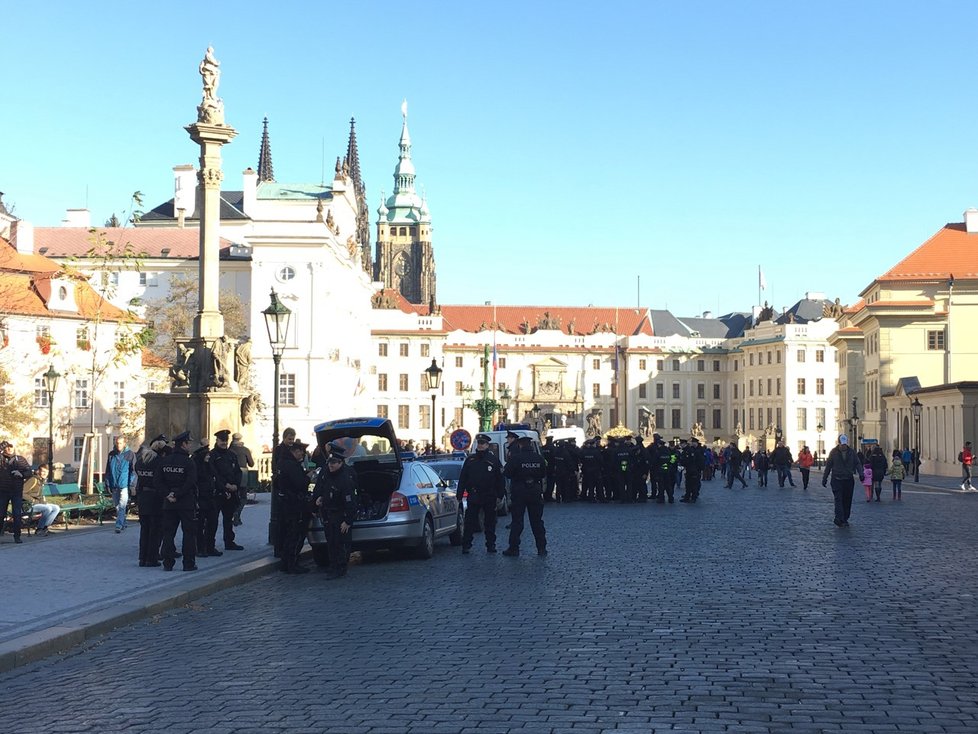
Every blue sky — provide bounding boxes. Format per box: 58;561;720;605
6;1;978;317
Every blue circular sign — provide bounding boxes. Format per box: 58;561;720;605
450;429;472;451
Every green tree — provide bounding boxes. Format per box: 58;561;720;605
0;364;36;439
143;272;248;361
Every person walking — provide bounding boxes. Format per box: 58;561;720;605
754;448;770;487
797;445;814;490
861;460;874;502
870;445;888;501
156;431;199;571
313;442;358;580
772;441;795;488
889;449;906;501
503;436;548;557
958;441;974;491
104;435;137;533
822;434;862;528
724;442;747;489
458;433;505;554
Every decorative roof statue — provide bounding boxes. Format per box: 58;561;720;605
537;311;562;330
757;301;775;323
196;47;225;125
823;297;845;319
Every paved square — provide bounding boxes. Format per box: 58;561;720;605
3;479;977;733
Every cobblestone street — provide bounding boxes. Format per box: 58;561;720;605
5;478;978;733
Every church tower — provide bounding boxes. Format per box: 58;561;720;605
374;100;436;306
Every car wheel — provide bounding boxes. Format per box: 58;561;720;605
448;509;464;546
415;517;435;559
311;544;331;567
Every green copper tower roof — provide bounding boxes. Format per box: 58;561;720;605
381;100;427;224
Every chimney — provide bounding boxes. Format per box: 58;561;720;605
702;311;713;319
173;165;196;217
61;208;91;227
965;208;978;234
11;219;34;255
242;167;258;216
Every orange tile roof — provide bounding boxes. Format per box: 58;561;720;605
33;227;231;259
877;223;978;282
142;349;170;368
0;237;133;322
439;305;654;336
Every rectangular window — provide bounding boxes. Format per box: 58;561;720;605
734;408;740;429
420;343;430;357
399;343;409;357
455;356;463;368
767;378;773;395
797;349;806;362
279;373;296;406
455;381;463;396
420;404;431;430
378;374;388;391
399;374;409;391
499;357;507;368
638;384;647;399
927;330;946;350
34;378;49;408
672;383;680;399
696;408;706;427
734;383;739;399
377;405;389;419
776;351;781;364
767;407;773;427
454;407;464;426
139;272;148;286
378;343;388;357
749;353;754;366
113;380;126;408
776;408;782;429
776;378;781;396
797;407;807;431
697;383;705;399
816;349;825;363
816;378;825;395
712;408;722;430
639;359;647;370
73;437;85;463
713;360;720;372
592;383;600;398
655;383;664;399
749;381;754;397
593;358;601;370
398;405;410;430
816;407;826;430
697;360;705;372
767;351;772;365
655;408;665;430
713;384;721;399
671;409;682;429
672;359;680;371
749;408;755;431
656;359;664;370
797;378;806;395
74;379;90;409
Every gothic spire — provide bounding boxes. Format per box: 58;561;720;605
393;99;416;197
257;117;274;183
346;117;364;196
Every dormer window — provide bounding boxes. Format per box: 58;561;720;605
59;286;67;300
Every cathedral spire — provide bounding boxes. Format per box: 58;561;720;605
257;116;274;183
348;116;372;274
393;99;416;196
346;117;364;195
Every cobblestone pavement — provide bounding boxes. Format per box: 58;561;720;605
4;479;978;733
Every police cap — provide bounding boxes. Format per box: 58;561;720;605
475;433;491;444
152;434;168;444
505;430;519;441
214;429;231;441
0;440;12;450
292;440;309;453
173;431;192;446
327;441;346;459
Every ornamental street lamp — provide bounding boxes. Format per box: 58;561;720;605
263;288;292;546
775;426;783;444
816;422;824;467
42;364;60;477
499;387;512;425
531;403;541;433
424;358;442;451
910;396;922;482
848;397;859;450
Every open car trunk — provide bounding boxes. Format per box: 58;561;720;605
314;417;403;522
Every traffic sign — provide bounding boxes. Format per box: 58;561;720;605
450;428;472;451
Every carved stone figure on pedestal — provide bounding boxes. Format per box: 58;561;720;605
241;393;256;425
210;336;231;389
586;410;603;439
170;343;195;389
197;46;225;124
233;339;251;389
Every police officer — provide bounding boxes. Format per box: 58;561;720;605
313;442;358;579
135;435;167;566
540;436;557;502
652;437;678;503
610;436;633;503
210;429;244;551
629;436;650;502
679;437;706;503
193;437;220;557
155;431;198;571
502;436;547;556
579;438;603;503
0;440;31;544
459;433;505;554
554;439;580;503
277;439;312;574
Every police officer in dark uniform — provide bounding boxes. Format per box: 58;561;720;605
610;436;633;503
554;439;580;503
193;437;221;557
540;436;557;502
313;442;358;579
579;438;603;503
276;439;312;574
502;436;547;556
156;431;198;571
210;429;244;551
653;438;677;503
629;436;650;502
459;433;505;554
679;436;706;503
135;435;167;567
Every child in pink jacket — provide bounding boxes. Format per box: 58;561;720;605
862;462;873;502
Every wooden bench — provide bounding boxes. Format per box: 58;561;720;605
42;482;116;528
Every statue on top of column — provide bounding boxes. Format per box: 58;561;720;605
197;46;225;125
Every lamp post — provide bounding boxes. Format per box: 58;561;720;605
910;396;922;482
848;396;859;450
531;403;541;434
499;387;512;426
816;422;824;467
775;426;783;444
42;364;60;477
424;358;442;451
263;288;292;545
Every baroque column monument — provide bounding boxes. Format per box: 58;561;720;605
144;47;245;441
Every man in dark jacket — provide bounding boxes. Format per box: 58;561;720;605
579;438;603;502
210;429;244;551
459;433;505;554
772;442;795;488
822;434;862;527
503;437;548;556
135;436;167;566
0;440;31;544
679;437;706;503
156;431;199;571
193;438;220;557
277;440;312;574
313;442;358;579
724;442;748;489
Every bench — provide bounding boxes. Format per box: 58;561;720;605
42;482;116;528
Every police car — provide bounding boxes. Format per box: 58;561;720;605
306;417;463;566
